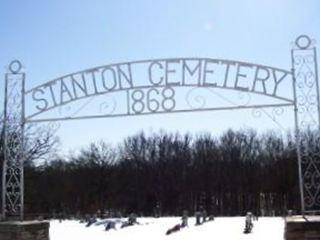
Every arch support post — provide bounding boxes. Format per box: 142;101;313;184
2;60;25;221
292;35;320;214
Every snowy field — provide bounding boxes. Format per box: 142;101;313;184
50;217;285;240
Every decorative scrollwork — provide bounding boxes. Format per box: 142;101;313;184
252;109;263;118
47;121;61;135
237;91;252;106
293;35;320;212
3;60;25;220
185;88;207;109
185;87;253;110
251;107;287;131
271;107;284;117
99;95;117;115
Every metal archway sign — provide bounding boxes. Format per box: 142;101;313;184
2;35;320;220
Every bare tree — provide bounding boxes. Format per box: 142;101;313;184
0;118;60;166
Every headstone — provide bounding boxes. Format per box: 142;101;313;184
120;222;129;228
195;211;202;225
128;213;138;225
243;212;253;234
84;214;90;223
181;210;188;227
202;210;207;223
58;212;64;223
105;221;116;231
154;202;161;218
85;217;97;227
96;209;102;218
121;213;138;228
210;195;215;218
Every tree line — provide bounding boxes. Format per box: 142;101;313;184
20;129;305;217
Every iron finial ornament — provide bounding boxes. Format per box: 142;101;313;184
295;35;312;50
8;60;22;74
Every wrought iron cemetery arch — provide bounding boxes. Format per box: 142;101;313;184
2;35;320;220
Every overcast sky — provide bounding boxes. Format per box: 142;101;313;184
0;0;319;153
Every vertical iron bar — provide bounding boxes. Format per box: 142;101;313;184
314;47;320;130
126;89;131;115
291;49;305;214
2;72;9;220
20;71;25;221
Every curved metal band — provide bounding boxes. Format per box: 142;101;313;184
26;57;292;94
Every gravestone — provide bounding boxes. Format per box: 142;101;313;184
105;221;116;231
202;210;207;223
243;212;253;234
85;217;97;227
154;203;161;218
195;211;202;225
181;210;188;227
128;213;138;225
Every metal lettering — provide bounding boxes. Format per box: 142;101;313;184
235;64;251;91
222;61;234;87
161;87;176;111
32;88;48;111
131;89;145;114
252;66;270;94
182;60;202;85
146;88;160;112
25;58;294;119
86;69;100;94
101;67;117;91
60;78;74;103
45;81;58;107
272;70;288;95
149;61;164;86
117;64;133;89
71;73;88;98
165;60;180;86
203;60;218;87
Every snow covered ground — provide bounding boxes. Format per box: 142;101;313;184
50;217;285;240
